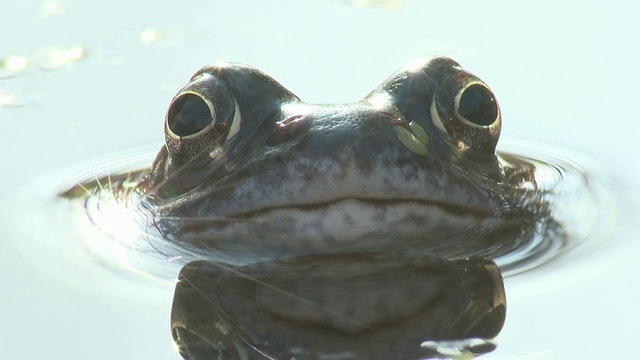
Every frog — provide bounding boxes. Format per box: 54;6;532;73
58;56;562;359
138;56;542;267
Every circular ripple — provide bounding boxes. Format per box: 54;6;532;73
495;137;613;276
58;138;613;280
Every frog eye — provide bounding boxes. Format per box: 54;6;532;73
456;84;498;127
432;71;501;157
167;93;214;137
165;74;241;164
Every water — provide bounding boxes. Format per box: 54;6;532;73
2;1;638;359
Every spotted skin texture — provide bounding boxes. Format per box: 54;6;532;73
142;57;540;265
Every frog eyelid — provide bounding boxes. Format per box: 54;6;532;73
430;99;446;133
227;98;242;140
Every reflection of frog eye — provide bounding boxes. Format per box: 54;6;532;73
164;74;240;164
456;84;498;127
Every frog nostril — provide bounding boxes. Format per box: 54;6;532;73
167;93;213;137
457;84;498;127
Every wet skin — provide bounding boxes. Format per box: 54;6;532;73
55;57;560;358
141;57;539;265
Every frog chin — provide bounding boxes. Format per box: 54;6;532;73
194;198;495;242
246;198;492;239
224;196;495;220
151;196;506;266
190;159;506;222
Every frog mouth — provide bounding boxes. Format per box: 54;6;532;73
155;162;508;230
153;194;512;263
223;196;497;220
152;140;508;227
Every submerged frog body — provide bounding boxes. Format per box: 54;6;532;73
139;57;544;266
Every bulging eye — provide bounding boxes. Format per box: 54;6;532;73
457;84;498;127
167;93;214;137
164;73;240;165
432;68;502;157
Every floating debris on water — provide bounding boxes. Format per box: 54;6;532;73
139;27;169;44
344;0;406;10
40;0;66;15
1;46;85;76
0;90;26;108
36;45;85;70
0;54;30;78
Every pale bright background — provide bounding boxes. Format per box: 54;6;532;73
1;1;638;359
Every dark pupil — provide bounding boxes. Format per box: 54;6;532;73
168;94;212;137
458;84;497;126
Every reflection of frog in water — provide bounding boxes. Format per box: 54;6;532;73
142;57;547;267
172;253;507;360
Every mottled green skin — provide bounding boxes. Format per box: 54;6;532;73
141;57;539;265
